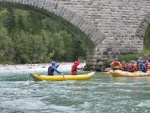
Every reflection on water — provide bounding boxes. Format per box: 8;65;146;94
0;69;150;113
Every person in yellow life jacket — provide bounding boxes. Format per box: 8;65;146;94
132;60;138;71
71;59;82;75
110;58;121;70
120;61;127;71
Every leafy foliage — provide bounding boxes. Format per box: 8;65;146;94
0;8;90;64
144;24;150;49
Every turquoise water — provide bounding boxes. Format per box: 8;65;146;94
1;69;150;113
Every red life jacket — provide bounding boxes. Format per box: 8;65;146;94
127;63;134;72
71;61;82;75
147;63;150;71
71;64;78;75
128;63;133;69
113;61;120;66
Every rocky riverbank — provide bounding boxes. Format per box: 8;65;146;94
0;62;86;72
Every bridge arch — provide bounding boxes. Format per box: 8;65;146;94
1;0;150;71
0;0;105;47
136;12;150;43
0;0;107;68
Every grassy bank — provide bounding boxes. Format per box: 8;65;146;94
118;48;150;62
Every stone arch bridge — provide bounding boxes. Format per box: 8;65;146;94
1;0;150;70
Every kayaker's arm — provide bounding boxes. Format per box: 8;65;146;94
56;64;60;68
53;66;62;74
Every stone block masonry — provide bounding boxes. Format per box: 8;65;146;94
1;0;150;70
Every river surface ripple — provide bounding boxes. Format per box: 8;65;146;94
0;63;150;113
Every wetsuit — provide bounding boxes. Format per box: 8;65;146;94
48;65;61;75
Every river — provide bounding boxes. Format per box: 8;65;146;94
0;63;150;113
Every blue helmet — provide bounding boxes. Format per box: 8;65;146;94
115;58;118;61
51;61;56;65
130;60;133;63
140;60;144;63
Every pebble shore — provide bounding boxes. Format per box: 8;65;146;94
0;62;85;71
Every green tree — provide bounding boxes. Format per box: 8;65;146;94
40;29;54;62
0;27;14;63
144;24;150;49
0;9;9;27
15;10;28;32
0;8;88;64
27;11;42;35
4;8;16;37
51;33;65;61
59;30;73;61
72;38;87;61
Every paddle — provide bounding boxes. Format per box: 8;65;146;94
62;73;66;81
80;63;84;70
78;59;86;74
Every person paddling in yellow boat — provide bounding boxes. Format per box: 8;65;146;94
126;60;136;72
146;60;150;71
110;58;121;70
48;61;63;76
71;59;83;75
137;60;147;72
120;61;127;71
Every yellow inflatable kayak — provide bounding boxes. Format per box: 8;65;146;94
101;71;111;75
30;71;95;81
111;70;150;77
